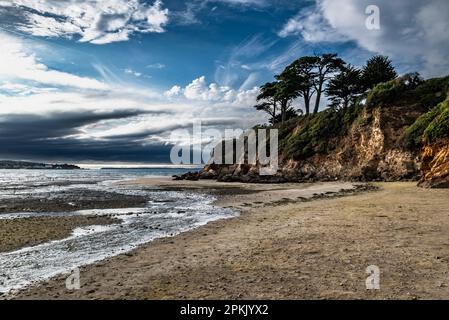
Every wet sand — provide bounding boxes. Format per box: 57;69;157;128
0;216;119;253
0;189;148;214
0;187;145;254
12;179;449;299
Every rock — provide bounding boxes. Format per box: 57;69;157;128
172;172;200;181
419;139;449;188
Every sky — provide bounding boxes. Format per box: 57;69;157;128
0;0;448;164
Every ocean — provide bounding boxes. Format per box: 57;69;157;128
0;168;238;293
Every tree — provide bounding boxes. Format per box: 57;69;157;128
326;66;364;110
270;107;299;125
278;56;318;115
254;80;299;124
253;82;278;123
313;53;346;114
362;55;397;90
273;76;301;124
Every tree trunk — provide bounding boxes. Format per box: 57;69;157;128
314;81;323;114
281;101;287;124
304;97;310;115
272;101;277;123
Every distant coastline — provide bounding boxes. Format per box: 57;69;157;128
0;160;80;170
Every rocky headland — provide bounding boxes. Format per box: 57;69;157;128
176;75;449;188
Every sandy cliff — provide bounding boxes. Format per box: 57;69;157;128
419;140;449;188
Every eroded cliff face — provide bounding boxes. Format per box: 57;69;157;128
195;104;425;183
286;106;421;182
419;140;449;188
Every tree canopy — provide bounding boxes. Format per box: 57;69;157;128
362;55;397;90
326;66;364;110
253;53;399;124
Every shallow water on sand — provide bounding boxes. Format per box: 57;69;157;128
0;169;237;293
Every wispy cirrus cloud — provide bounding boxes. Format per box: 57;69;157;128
0;32;108;90
214;0;268;6
146;63;166;69
278;5;346;42
0;0;169;44
124;68;142;77
214;34;277;87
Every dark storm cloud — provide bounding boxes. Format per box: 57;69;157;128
0;109;150;140
103;118;241;141
0;109;174;163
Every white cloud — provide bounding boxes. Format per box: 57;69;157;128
184;76;231;101
239;72;261;90
146;63;166;69
278;6;346;42
0;82;57;96
164;76;262;112
124;68;142;77
181;76;259;106
280;0;449;77
164;85;182;98
0;32;108;90
0;0;169;44
214;0;267;6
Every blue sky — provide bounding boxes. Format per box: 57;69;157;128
2;1;317;90
0;0;448;164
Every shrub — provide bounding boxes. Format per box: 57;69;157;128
423;98;449;143
281;105;362;160
402;106;442;150
402;95;449;149
366;73;423;107
412;76;449;110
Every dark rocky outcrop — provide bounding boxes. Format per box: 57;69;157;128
0;160;80;170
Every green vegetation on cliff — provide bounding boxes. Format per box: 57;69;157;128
279;105;362;160
423;97;449;143
402;106;443;150
401;76;449;149
366;73;423;107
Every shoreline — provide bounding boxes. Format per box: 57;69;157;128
5;178;449;300
0;215;118;253
0;189;148;214
7;178;379;299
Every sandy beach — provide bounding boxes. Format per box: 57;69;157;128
0;216;118;253
7;178;449;300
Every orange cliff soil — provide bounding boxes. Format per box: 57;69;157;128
419;139;449;188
